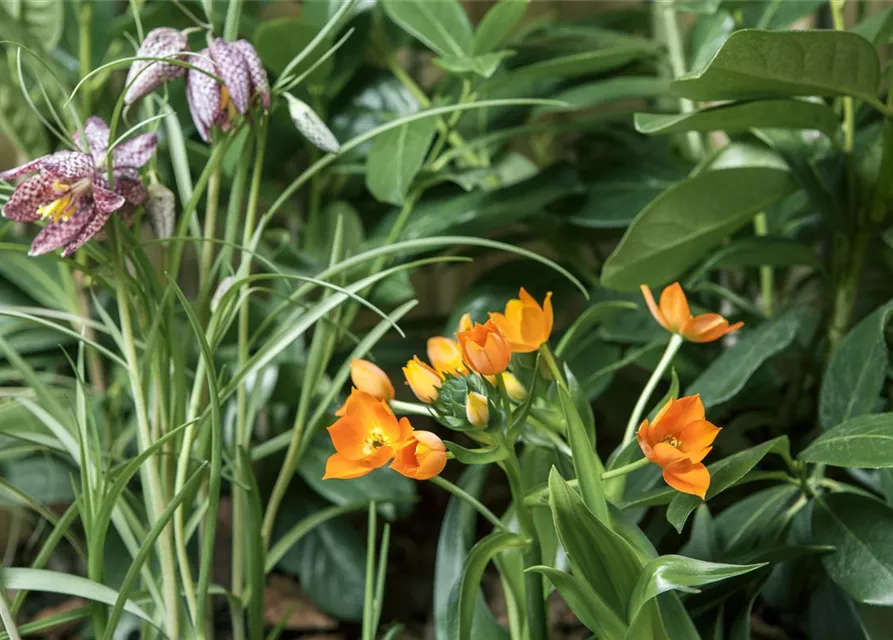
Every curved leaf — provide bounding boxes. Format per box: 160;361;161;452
530;565;627;638
382;0;472;59
800;413;893;468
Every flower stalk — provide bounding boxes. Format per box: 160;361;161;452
622;333;683;446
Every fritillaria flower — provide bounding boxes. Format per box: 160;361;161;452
0;116;156;256
490;288;554;353
641;282;743;343
124;27;190;105
187;39;270;141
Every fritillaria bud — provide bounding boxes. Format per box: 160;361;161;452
285;93;340;154
146;182;175;240
124;28;189;104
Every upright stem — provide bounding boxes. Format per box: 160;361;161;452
622;333;683;446
78;1;93;113
361;502;377;640
753;212;774;316
431;476;509;532
657;1;702;160
198;165;221;291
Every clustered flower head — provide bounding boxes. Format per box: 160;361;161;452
641;282;743;342
0;116;156;256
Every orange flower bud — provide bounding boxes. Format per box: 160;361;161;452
637;395;721;499
323;390;414;480
456;320;511;376
458;312;473;333
465;392;490;427
502;372;526;401
427;336;468;376
390;430;447;480
349;359;394;401
640;282;743;343
402;356;443;403
489;288;554;353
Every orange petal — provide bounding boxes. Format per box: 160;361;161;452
323;453;373;479
651;395;705;443
396;417;415;444
640;285;670;331
680;419;721;459
415;449;447;479
691;320;744;343
413;430;445;451
542;291;554;340
488;311;517;345
662;460;710;499
327;415;368;459
650;442;689;468
350;359;395;400
637;420;657;461
659;283;691;333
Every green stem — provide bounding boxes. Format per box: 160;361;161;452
601;456;651;480
198;164;221;295
430;476;510;533
361;502;377;640
0;586;21;640
78;1;93;113
538;343;567;390
622;333;683;446
753;212;773;316
657;0;702;161
828;231;868;356
389;399;433;416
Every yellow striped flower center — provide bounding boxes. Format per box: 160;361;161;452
37;179;90;223
663;435;682;449
363;427;390;456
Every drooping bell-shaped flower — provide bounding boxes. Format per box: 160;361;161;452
0;116;156;256
124;27;190;105
186;39;270;141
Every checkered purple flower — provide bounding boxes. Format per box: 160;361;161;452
0;116;157;257
124;27;190;105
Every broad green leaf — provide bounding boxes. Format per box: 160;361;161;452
673;0;721;14
813;493;893;605
382;0;473;59
548;469;641;615
800;413;893;468
687;307;808;407
557;384;608;523
854;6;893;45
2;0;63;50
253;18;332;82
635;99;840;140
533;77;669;117
736;0;825;30
1;568;154;625
445;441;508;464
434;466;507;640
0;55;48;155
448;531;527;640
555;300;638;358
715;485;800;554
808;579;872;640
530;565;627;638
820;302;893;430
0;456;75;505
601;167;796;290
628;555;766;622
434;51;515;78
690;9;734;72
666;437;791;532
673;30;882;107
472;0;527;55
691;235;821;280
366;116;438;205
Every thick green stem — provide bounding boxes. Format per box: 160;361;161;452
361;502;377;640
78;1;93;113
622;333;683;446
828;231;868;356
656;1;702;160
198;165;221;292
753;212;773;316
601;456;651;480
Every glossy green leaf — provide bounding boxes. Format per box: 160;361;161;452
2;0;63;50
808;579;871;640
814;493;893;605
382;0;472;59
635;99;840;140
666;437;791;532
687;307;808;408
445;441;508;465
490;47;655;88
673;30;881;107
854;6;893;45
715;485;800;554
557;383;608;523
472;0;527;55
534;77;669;117
434;51;515;78
628;555;766;622
691;235;821;279
602;167;796;290
800;413;893;468
820;302;893;430
253;18;332;81
690;10;734;72
530;565;627;638
366;116;438;205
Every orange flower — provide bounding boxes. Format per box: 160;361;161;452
390;430;447;480
456;320;511;376
349;359;394;401
324;390;413;480
427;337;468;376
636;395;721;499
465;392;490;427
458;312;473;333
489;288;554;353
640;282;743;343
403;356;443;403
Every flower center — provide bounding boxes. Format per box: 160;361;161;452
37;179;90;223
363;427;389;456
662;435;682;449
219;86;239;122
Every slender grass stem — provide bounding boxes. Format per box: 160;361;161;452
430;476;509;533
601;456;650;480
622;333;683;446
0;586;21;640
753;213;773;316
78;1;93;113
198;164;221;294
656;1;702;160
361;502;377;640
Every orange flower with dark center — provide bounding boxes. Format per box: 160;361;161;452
427;337;468;376
489;288;554;353
456;320;511;376
640;282;743;343
324;390;413;480
390;430;447;480
636;395;720;499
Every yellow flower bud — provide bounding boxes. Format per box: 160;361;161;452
458;312;473;333
427;336;468;376
349;359;395;401
402;356;443;403
465;392;490;428
502;372;527;402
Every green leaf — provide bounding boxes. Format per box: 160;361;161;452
555;300;638;358
445;441;508;465
813;493;893;605
472;0;527;55
434;51;515;78
714;485;800;554
557;383;608;523
382;0;472;59
635;99;841;140
601;167;796;290
628;555;766;622
687;307;808;408
820;302;893;430
0;55;48;156
800;413;893;468
366;116;438;205
666;437;791;532
529;565;627;638
673;30;882;107
253;18;332;81
448;531;527;640
854;6;893;45
691;235;821;279
548;468;641;615
533;77;669;117
2;0;63;50
1;568;154;626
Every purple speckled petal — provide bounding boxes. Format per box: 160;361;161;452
233;40;270;111
109;168;148;207
29;200;95;257
186;50;220;142
124;27;189;105
41;151;94;179
113;133;157;169
61;204;115;257
73;116;110;163
0;157;46;182
209;39;250;114
92;184;127;215
2;174;56;222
